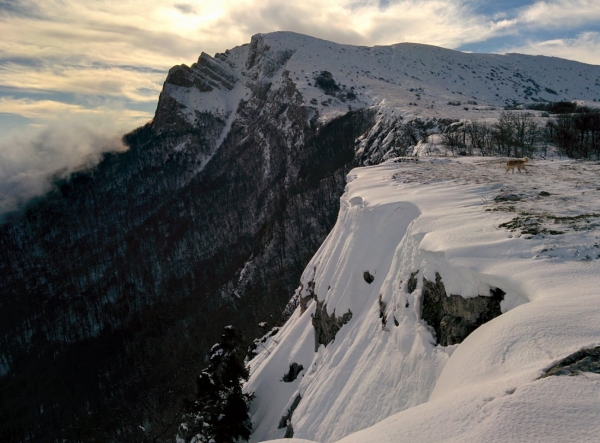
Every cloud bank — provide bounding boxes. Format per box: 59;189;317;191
2;1;599;101
2;1;599;116
0;111;138;217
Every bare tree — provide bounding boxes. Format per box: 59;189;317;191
441;122;465;155
492;112;513;156
492;112;538;157
510;112;538;157
465;121;492;156
548;109;600;159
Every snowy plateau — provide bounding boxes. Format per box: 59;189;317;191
246;157;600;443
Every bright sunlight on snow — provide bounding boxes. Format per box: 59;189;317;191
247;155;600;443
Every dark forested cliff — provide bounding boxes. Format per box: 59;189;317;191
0;34;375;442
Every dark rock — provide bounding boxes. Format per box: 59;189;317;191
540;346;600;378
407;270;419;293
312;300;353;351
165;65;200;89
283;363;304;382
284;426;294;438
494;193;522;202
363;271;375;284
378;294;387;327
299;278;317;315
539;191;551;197
421;273;505;346
278;394;302;429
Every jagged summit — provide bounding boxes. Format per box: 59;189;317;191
156;30;600;128
151;31;600;167
149;31;600;171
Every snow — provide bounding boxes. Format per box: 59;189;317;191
158;31;600;441
253;32;600;119
247;156;600;443
337;374;600;443
162;31;600;174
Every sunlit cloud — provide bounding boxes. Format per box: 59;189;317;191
0;97;85;119
0;60;164;102
517;0;600;28
501;31;600;65
1;0;600;214
0;111;134;216
0;97;153;121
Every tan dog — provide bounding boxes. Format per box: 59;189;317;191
505;157;529;174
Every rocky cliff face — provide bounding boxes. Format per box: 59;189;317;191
421;272;505;346
2;31;600;443
0;34;375;443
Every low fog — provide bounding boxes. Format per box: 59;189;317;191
0;114;132;218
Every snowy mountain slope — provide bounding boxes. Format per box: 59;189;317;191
246;157;600;442
158;31;600;145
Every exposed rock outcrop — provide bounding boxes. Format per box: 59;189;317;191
407;270;419;293
378;294;387;328
312;300;353;351
283;363;304;382
540;346;600;378
421;272;505;346
278;394;302;438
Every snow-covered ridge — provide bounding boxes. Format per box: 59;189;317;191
151;30;600;175
160;31;600;129
246;157;600;442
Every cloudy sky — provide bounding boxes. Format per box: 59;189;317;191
1;0;600;213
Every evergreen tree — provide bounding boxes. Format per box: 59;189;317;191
177;326;253;443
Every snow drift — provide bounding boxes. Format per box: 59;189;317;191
246;157;600;442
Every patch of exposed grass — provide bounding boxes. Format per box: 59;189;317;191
498;210;600;236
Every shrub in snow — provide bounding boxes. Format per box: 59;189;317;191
314;71;340;95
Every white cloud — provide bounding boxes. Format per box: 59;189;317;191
0;110;142;216
0;98;85;119
0;60;165;102
1;0;599;214
501;32;600;65
517;0;600;28
0;95;152;216
214;0;509;49
0;97;151;121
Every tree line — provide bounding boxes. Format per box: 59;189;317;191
441;106;600;159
